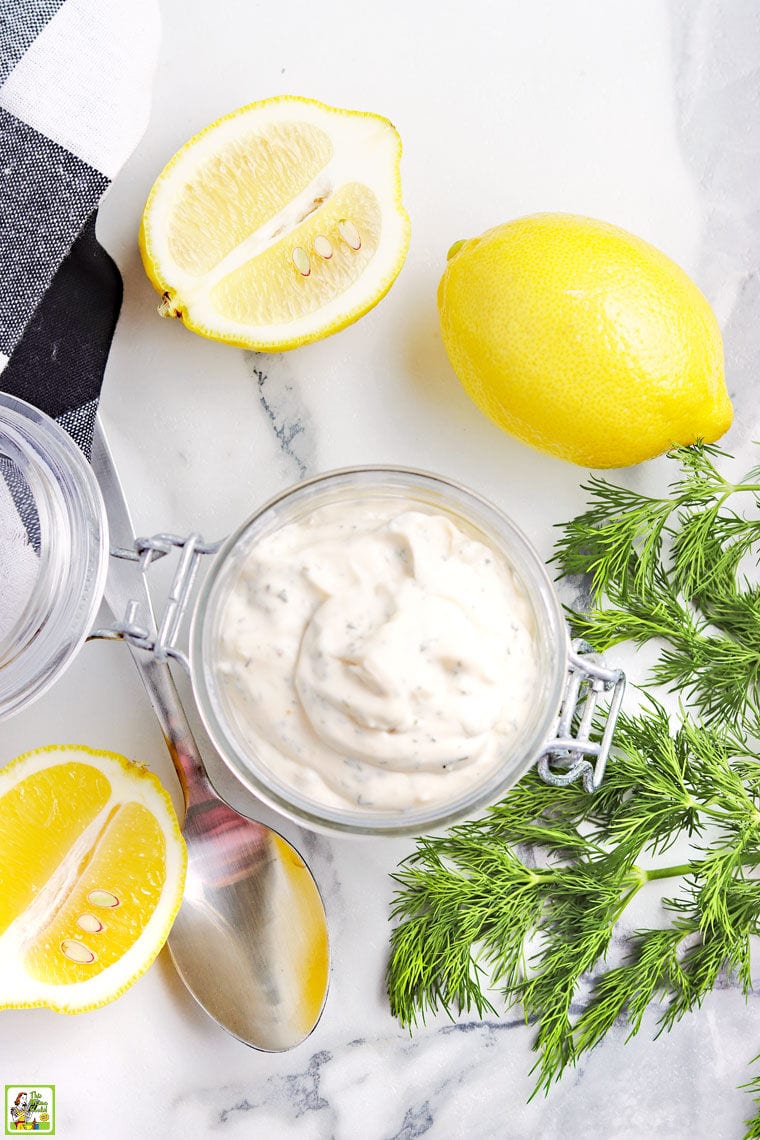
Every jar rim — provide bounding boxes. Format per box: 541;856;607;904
190;465;568;837
0;394;108;719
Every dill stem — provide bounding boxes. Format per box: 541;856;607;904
642;854;760;884
641;862;693;883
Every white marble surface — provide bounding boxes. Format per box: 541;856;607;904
2;1;760;1136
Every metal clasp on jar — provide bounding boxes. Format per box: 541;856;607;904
89;532;220;670
537;640;626;792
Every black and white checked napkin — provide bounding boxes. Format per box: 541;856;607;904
0;0;159;641
0;0;160;455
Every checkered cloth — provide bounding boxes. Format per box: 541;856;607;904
0;0;160;456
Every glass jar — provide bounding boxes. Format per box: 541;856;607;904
1;401;622;838
189;468;580;837
0;394;107;718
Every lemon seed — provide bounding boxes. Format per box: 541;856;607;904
292;247;310;275
338;220;361;250
87;889;120;908
61;940;95;964
77;913;104;933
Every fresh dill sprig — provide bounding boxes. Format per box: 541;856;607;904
553;442;760;730
741;1062;760;1139
388;442;760;1128
387;704;760;1099
550;478;675;598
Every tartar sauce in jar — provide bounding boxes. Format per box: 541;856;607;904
215;499;539;812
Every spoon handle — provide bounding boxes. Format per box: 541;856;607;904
123;647;210;815
91;419;208;813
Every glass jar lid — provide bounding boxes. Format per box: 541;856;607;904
0;393;108;719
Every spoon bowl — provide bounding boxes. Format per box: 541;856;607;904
169;770;329;1050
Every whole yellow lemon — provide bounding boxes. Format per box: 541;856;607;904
437;213;732;468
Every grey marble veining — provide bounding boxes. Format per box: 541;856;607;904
669;0;760;453
246;351;318;481
166;997;760;1139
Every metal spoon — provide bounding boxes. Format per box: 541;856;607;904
91;420;330;1050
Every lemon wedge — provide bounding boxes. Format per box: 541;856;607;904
139;95;411;352
0;745;186;1013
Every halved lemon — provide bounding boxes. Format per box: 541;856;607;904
139;95;411;352
0;745;186;1013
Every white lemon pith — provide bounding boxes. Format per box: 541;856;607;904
140;96;411;352
0;745;186;1013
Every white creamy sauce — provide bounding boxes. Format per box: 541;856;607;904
215;499;539;812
